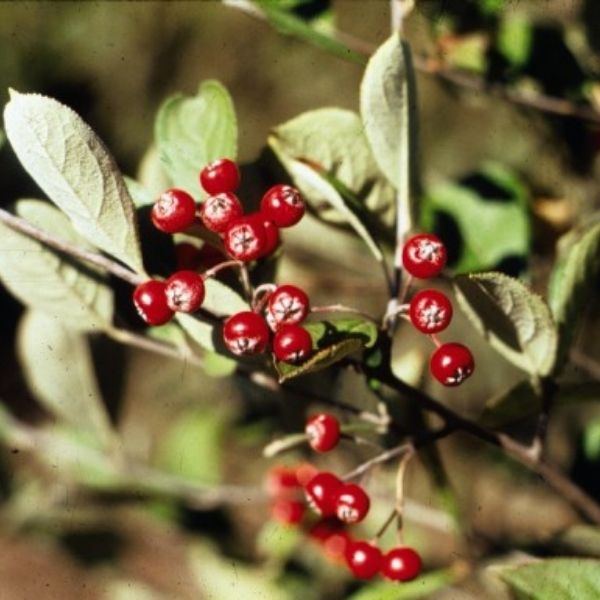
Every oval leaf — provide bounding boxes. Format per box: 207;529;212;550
155;80;237;195
0;200;113;330
203;278;249;316
454;272;558;377
4;91;144;272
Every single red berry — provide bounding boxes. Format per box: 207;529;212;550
305;414;340;453
430;342;474;386
260;184;305;228
222;311;270;356
151;189;197;234
295;462;318;487
200;192;243;233
345;540;382;580
175;242;201;271
409;289;453;334
164;270;205;313
270;499;305;526
273;324;312;363
259;218;281;257
304;472;342;517
265;465;300;499
381;547;422;582
402;234;447;278
309;519;352;564
334;484;370;524
265;285;310;332
133;280;173;326
223;216;267;262
199;158;240;195
197;244;226;270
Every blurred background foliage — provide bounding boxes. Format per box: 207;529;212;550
0;1;600;598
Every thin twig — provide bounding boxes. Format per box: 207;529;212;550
570;348;600;381
311;304;379;323
0;207;145;287
529;377;558;462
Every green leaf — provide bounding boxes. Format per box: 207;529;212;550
137;144;172;197
584;417;600;462
548;218;600;370
155;80;237;195
498;14;533;68
203;278;249;316
553;526;600;558
124;176;154;208
445;34;488;74
269;107;395;228
481;381;600;428
0;200;113;330
17;311;113;447
4;90;144;272
498;558;600;599
454;272;558;377
275;318;378;382
421;164;530;273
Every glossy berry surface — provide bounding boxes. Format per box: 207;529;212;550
265;284;310;332
305;413;340;453
164;271;205;313
259;218;281;257
222;311;270;356
265;465;300;499
402;234;447;279
430;342;474;386
309;519;352;564
381;547;422;582
273;324;312;363
199;158;240;195
409;289;453;334
335;483;370;524
223;216;267;262
200;192;243;233
271;499;305;525
304;472;342;517
345;541;382;580
260;184;305;228
151;189;196;234
133;280;173;326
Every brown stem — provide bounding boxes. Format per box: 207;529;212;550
311;304;378;323
530;377;558;461
0;207;145;286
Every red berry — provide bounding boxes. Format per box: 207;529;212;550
402;234;447;278
265;466;300;499
199;158;240;195
381;547;422;582
260;218;281;257
222;311;270;356
260;184;305;228
271;499;305;525
430;342;474;386
133;280;173;326
197;244;226;270
295;463;318;487
309;519;352;564
304;472;342;517
265;285;310;332
164;270;205;313
345;540;382;580
151;189;197;234
223;216;267;262
175;242;201;271
409;289;453;334
334;484;370;524
305;414;340;453
273;324;312;363
200;192;243;233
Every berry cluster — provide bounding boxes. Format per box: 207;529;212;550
265;412;423;583
222;284;313;364
402;234;475;386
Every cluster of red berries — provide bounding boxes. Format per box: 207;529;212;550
223;284;313;363
265;412;422;582
402;233;475;386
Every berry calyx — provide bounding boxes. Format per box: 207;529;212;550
305;413;340;453
409;289;453;334
260;184;305;228
199;158;240;195
223;216;267;262
265;465;300;499
402;234;447;279
133;280;173;326
345;540;382;580
273;324;312;363
270;499;305;525
164;271;205;313
430;342;474;386
381;547;422;582
265;284;310;332
222;311;270;356
151;189;197;234
200;192;243;233
334;483;370;524
304;471;342;517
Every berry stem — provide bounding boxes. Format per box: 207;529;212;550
203;259;243;280
239;263;253;301
375;508;398;540
262;432;308;458
395;446;415;545
311;304;378;323
252;283;277;312
429;334;442;348
0;207;145;286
